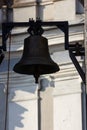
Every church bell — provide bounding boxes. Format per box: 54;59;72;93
13;35;60;83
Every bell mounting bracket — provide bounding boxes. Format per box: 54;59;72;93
1;18;85;84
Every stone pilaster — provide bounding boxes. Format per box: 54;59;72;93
84;0;87;92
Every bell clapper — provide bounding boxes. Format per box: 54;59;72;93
34;73;40;84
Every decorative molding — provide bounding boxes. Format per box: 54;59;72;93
39;1;53;6
13;0;62;8
13;1;37;8
53;0;63;2
53;78;82;96
0;71;36;86
0;71;38;102
50;63;81;81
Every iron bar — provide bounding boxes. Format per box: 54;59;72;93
69;50;85;84
2;20;68;51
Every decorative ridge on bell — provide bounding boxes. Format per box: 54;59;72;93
13;19;60;83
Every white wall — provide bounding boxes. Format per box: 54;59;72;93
13;6;36;22
0;46;83;130
13;0;76;22
53;79;82;130
0;0;84;129
53;0;76;21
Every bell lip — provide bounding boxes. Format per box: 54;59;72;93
13;63;60;75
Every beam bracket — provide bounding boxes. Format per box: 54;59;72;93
1;19;85;83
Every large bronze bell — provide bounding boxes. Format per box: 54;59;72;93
13;35;59;83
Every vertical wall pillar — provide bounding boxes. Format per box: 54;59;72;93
84;0;87;91
39;77;54;130
53;78;82;130
84;0;87;129
0;83;6;130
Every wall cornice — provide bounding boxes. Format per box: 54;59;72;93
13;0;64;8
53;79;82;96
52;0;63;2
13;1;37;8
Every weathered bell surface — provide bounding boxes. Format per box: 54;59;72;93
13;35;59;83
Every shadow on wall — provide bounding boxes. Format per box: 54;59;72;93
0;83;30;130
0;54;38;130
8;102;28;129
39;77;55;91
8;82;37;130
0;84;6;130
7;76;54;130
